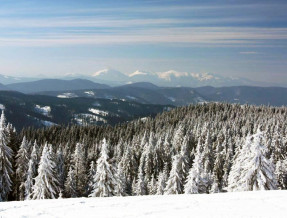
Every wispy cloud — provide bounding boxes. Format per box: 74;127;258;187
239;51;259;55
0;27;286;47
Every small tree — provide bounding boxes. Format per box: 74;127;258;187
89;139;117;197
32;143;59;200
0;111;13;201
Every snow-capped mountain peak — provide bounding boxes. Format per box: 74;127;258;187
157;70;189;81
91;69;128;82
129;70;149;77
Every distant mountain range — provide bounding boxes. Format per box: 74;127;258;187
87;69;285;87
36;81;287;107
0;69;285;87
0;77;286;129
6;79;109;94
0;78;286;107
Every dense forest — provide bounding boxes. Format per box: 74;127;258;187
0;103;287;201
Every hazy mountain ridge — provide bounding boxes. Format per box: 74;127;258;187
0;69;285;88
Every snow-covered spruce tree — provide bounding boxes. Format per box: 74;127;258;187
135;167;147;195
184;138;208;194
147;174;157;195
24;159;34;200
16;136;31;200
64;166;77;198
275;158;287;189
89;138;117;197
31;143;59;200
23;142;39;200
115;161;127;196
30;142;39;176
212;142;225;192
131;178;137;196
56;146;66;192
0;111;13;201
228;134;252;192
71;142;88;196
88;161;97;194
156;164;169;195
165;154;184;195
232;129;278;191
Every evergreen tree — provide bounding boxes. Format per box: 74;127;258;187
156;164;168;195
115;161;127;196
184;138;207;194
275;158;287;189
24;159;34;200
32;143;59;199
89;139;117;197
165;154;183;195
16;136;30;200
147;174;157;195
64;167;77;198
88;161;97;195
71;142;87;196
241;129;277;191
135;167;147;195
0;111;13;201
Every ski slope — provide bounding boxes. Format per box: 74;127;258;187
0;191;286;218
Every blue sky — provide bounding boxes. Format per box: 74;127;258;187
0;0;286;82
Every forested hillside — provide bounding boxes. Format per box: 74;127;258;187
1;103;287;201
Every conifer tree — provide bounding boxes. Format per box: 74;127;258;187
165;154;183;195
115;161;127;196
0;111;13;201
32;143;59;199
241;129;277;191
88;161;97;194
89;139;117;197
16;136;31;200
64;167;77;198
184;138;207;194
147;174;157;195
136;167;147;195
156;164;168;195
24;159;34;200
72;143;87;196
275;158;287;189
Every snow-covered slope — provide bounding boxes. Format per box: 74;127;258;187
1;191;286;218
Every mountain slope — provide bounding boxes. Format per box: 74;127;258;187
0;91;173;130
195;86;287;106
0;191;285;218
6;79;110;94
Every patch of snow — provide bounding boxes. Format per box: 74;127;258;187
129;70;149;77
41;120;56;127
35;105;51;117
57;93;78;98
0;104;5;110
74;113;107;126
126;96;137;100
140;117;148;121
157;70;189;81
167;97;176;102
88;108;109;116
84;91;95;96
92;69;109;77
0;191;286;218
